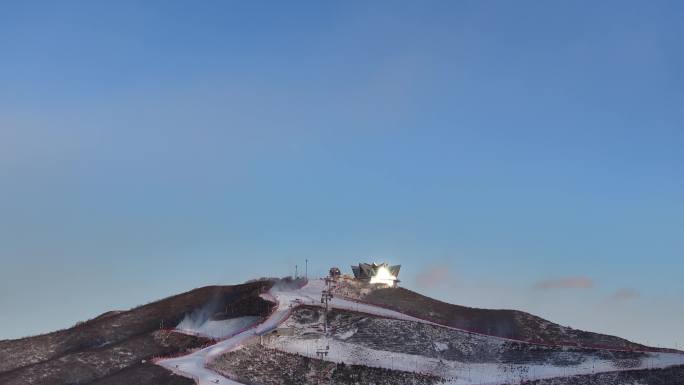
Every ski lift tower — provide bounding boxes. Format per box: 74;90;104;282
317;275;335;359
320;276;334;334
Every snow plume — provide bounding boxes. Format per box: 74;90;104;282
175;297;260;339
176;299;221;335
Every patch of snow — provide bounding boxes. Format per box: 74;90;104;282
434;341;448;352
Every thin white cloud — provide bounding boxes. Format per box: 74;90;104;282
533;276;594;290
608;288;640;302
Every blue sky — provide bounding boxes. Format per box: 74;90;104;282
1;1;682;348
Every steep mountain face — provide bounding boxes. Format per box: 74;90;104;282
0;281;273;385
362;287;651;351
1;277;682;385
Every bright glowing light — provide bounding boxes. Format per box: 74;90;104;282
370;266;397;286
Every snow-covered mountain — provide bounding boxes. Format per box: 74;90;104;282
2;277;682;385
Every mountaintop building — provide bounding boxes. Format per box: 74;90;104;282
351;262;401;287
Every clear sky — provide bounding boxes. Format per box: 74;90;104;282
1;1;682;348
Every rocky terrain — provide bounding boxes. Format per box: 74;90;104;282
209;344;442;385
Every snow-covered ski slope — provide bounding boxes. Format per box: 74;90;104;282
156;279;422;385
273;334;684;385
156;279;684;385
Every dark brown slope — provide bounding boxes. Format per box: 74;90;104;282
363;287;652;351
89;362;194;385
0;331;203;385
0;280;274;385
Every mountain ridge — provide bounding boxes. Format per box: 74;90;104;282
1;277;682;385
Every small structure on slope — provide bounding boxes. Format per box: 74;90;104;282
329;267;342;281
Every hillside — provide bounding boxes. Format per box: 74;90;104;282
361;286;651;351
159;278;684;385
1;277;682;385
0;280;273;385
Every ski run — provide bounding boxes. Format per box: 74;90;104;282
156;279;684;385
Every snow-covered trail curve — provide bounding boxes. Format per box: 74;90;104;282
156;279;426;385
155;282;309;385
